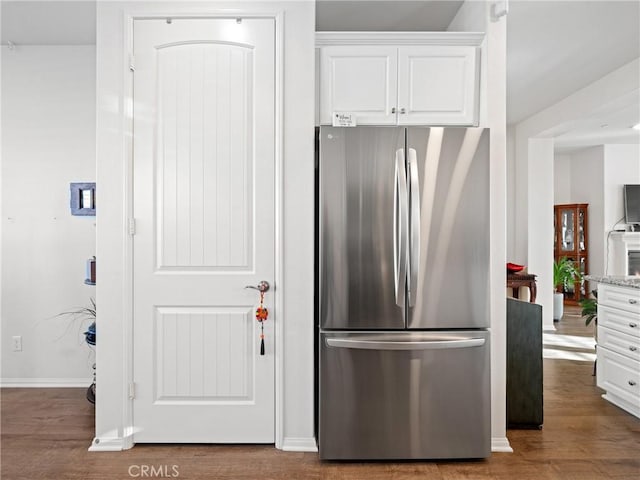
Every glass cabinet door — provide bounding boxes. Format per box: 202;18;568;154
579;257;587;296
560;209;575;252
578;209;586;252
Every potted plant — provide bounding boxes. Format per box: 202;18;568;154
57;298;96;403
553;257;581;321
579;290;598;328
579;290;598;375
57;298;95;342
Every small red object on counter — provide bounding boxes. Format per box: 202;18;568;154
506;262;525;273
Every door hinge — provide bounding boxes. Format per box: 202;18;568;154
129;382;136;399
128;218;136;236
129;54;135;72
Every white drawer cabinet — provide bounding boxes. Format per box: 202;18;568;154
598;325;640;362
596;347;640;418
317;34;482;126
596;282;640;418
598;284;640;314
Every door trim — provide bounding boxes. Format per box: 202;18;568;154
120;10;284;450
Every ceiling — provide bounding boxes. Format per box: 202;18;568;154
316;0;463;31
2;0;639;150
507;0;640;124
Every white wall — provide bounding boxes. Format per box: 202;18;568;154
95;1;315;451
1;45;96;385
568;147;605;276
449;0;510;453
506;125;516;259
553;154;571;204
527;138;554;329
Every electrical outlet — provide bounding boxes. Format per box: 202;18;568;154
12;336;22;352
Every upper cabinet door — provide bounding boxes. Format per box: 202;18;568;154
320;46;398;125
397;46;479;126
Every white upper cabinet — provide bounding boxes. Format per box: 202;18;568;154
397;46;478;125
320;46;398;125
317;33;483;126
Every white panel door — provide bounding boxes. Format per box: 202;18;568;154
132;18;275;443
320;46;397;125
398;46;479;125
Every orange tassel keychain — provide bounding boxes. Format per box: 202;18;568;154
256;291;268;356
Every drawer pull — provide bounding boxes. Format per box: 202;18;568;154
629;380;637;386
630;323;638;328
631;346;638;352
629;299;638;304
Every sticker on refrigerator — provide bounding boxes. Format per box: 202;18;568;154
332;112;357;127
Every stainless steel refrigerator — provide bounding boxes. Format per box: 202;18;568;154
318;126;491;460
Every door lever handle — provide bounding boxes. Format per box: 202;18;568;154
245;281;270;293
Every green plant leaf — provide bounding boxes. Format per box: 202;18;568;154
553;256;582;292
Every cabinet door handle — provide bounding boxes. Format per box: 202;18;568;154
629;380;637;386
629;299;638;304
630;323;638;328
391;107;397;114
400;108;406;114
630;346;638;352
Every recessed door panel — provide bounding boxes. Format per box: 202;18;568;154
154;307;254;402
156;44;253;270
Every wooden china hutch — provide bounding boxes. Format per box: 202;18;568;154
554;203;589;305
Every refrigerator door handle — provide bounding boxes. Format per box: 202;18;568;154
407;148;420;307
326;337;485;351
394;149;409;307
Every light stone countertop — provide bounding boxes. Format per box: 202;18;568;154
585;275;640;289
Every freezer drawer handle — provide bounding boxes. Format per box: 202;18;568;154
326;337;485;351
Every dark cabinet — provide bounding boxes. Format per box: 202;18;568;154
507;298;543;429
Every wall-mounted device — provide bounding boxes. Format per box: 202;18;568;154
70;182;96;216
623;184;640;230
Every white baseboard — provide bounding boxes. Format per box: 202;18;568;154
491;436;513;453
281;436;318;452
1;378;92;388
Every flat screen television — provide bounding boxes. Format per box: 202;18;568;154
624;184;640;225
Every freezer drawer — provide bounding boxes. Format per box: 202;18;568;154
319;331;491;460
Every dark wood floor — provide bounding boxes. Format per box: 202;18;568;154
2;307;639;479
